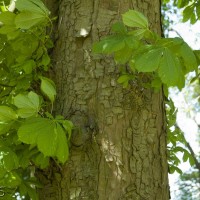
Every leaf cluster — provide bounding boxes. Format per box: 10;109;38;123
93;10;199;91
0;0;73;199
166;99;195;174
93;10;198;175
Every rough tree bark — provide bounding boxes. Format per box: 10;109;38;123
37;0;169;199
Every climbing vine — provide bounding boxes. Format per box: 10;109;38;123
0;0;72;199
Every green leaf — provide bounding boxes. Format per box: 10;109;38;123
41;53;50;66
114;45;132;64
58;119;73;141
0;25;16;34
0;11;16;25
158;48;184;88
18;117;69;163
182;5;195;22
151;77;162;91
183;151;189;162
55;123;69;163
40;77;56;102
0;171;21;187
0;147;19;173
180;42;197;72
15;11;47;29
122;10;148;29
16;0;49;15
0;106;17;122
32;153;49;169
196;3;200;19
22;60;36;74
92;35;125;54
135;48;162;72
14;92;40;118
111;22;127;34
188;154;195;166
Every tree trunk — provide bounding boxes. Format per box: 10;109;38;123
37;0;169;199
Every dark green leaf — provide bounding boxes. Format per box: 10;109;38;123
182;5;195;22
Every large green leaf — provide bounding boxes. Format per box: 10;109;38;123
15;11;47;29
180;42;197;72
122;10;148;29
40;77;56;103
158;48;184;88
16;0;49;15
14;92;40;118
0;106;17;122
18;117;69;163
0;11;16;25
135;48;162;72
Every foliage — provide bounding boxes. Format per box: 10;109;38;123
93;10;199;90
163;0;200;24
166;99;195;174
175;169;200;199
0;0;199;199
93;10;198;174
0;0;73;199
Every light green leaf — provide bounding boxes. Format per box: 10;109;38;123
14;92;40;118
15;11;47;29
16;0;49;15
135;48;162;72
18;117;69;163
0;11;16;25
158;48;184;87
122;10;148;29
0;106;17;122
40;77;56;102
